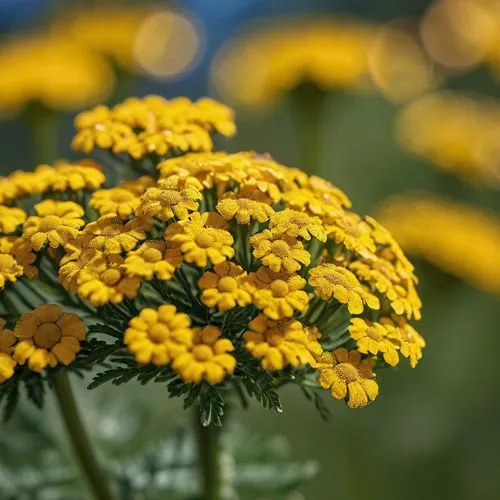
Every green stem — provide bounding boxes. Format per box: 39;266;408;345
290;83;328;176
26;101;59;165
53;371;114;500
194;408;220;500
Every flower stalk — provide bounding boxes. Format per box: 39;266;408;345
53;371;113;500
26;102;59;165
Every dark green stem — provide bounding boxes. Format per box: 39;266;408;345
194;408;220;500
26;102;59;165
53;372;114;500
290;83;328;176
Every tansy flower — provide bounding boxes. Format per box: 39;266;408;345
0;206;27;234
172;326;236;384
137;175;203;221
13;304;86;373
349;317;400;366
11;238;38;279
23;200;84;251
216;195;275;225
250;229;310;273
318;348;378;408
197;262;251;311
270;209;326;242
164;212;234;268
308;264;380;314
0;318;17;382
48;160;105;192
82;215;149;254
0;353;16;383
0;237;24;288
122;240;177;281
247;266;309;320
7;165;55;197
244;314;322;370
124;305;193;365
0;177;17;205
382;316;425;368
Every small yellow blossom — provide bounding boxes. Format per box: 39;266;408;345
250;229;310;273
247;267;309;320
318;348;378;408
82;215;149;254
0;237;24;288
382;316;425;368
0;353;16;383
11;237;38;279
198;262;251;311
122;240;177;281
0;177;17;205
13;305;86;373
308;264;380;314
0;206;27;234
216;195;275;224
172;326;236;384
48;160;106;192
124;305;192;365
244;314;322;370
137;175;202;221
0;318;16;354
165;212;234;267
23;200;85;251
270;209;327;242
349;317;400;366
7;165;55;197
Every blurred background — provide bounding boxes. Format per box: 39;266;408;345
1;0;500;499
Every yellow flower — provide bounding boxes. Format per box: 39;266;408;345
7;165;55;197
13;304;86;373
172;326;236;384
0;318;16;354
0;237;24;288
137;175;203;221
318;348;378;408
0;34;114;115
247;267;309;320
122;240;177;281
216;195;275;224
82;215;149;254
349;317;401;366
11;237;38;279
23;200;85;251
0;177;17;205
48;160;106;192
0;353;16;383
164;212;234;267
308;264;380;314
250;229;310;273
244;314;322;370
0;206;27;234
124;305;193;366
212;17;373;106
382;316;425;368
270;209;326;242
198;262;251;311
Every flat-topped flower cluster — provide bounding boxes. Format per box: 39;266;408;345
0;95;424;413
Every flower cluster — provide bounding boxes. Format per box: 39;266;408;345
0;95;423;415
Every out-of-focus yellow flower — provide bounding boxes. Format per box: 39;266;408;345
13;304;86;373
377;193;500;294
172;326;236;384
212;17;374;106
0;178;17;205
124;305;192;366
0;34;114;116
0;237;28;288
244;314;322;370
0;206;27;234
318;348;378;408
22;200;85;251
8;165;55;197
72;96;236;159
48;160;106;192
198;262;251;311
122;240;177;281
0;353;16;383
397;92;500;186
0;318;16;382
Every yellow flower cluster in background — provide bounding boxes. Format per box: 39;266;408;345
396;92;500;186
0;34;114;116
377;194;500;293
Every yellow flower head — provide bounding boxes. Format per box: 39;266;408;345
23;200;85;251
13;304;86;373
216;194;275;225
0;177;17;205
0;237;24;288
309;264;380;314
198;262;251;311
7;165;55;197
122;240;178;281
318;348;378;408
244;314;322;370
82;215;149;254
382;316;425;368
0;318;16;354
270;209;327;242
125;305;193;366
172;325;236;384
0;352;16;383
165;212;234;267
349;317;401;366
247;266;309;320
47;160;106;192
250;229;310;273
137;175;202;221
0;206;27;234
